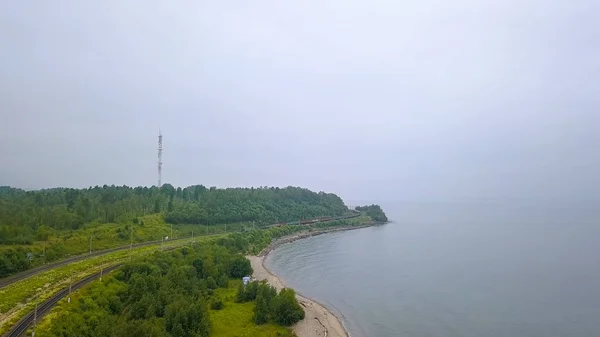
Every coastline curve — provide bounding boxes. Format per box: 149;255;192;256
249;225;372;337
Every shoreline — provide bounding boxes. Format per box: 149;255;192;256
259;224;373;257
249;225;373;337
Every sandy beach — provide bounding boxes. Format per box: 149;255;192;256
248;254;349;337
248;225;375;336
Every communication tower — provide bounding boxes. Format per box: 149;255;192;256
158;130;163;187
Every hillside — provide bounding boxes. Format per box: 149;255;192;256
0;185;358;277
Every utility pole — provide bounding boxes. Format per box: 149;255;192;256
130;226;133;250
68;271;73;303
170;223;173;239
100;255;103;281
129;226;133;261
89;236;92;254
33;292;38;337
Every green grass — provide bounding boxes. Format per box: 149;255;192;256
0;214;194;253
210;282;295;337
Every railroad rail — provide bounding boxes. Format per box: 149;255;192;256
264;212;362;228
3;264;122;337
1;214;361;289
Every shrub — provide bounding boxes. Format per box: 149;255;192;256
211;295;224;310
229;255;252;278
254;290;269;324
207;276;217;290
271;288;305;326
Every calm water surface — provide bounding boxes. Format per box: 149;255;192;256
266;202;600;337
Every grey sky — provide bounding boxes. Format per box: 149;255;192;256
1;1;598;203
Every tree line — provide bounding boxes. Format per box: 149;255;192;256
0;184;349;245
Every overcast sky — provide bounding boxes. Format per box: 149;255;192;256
1;1;598;203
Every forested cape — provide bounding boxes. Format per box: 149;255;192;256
0;185;349;244
0;184;387;279
355;204;388;222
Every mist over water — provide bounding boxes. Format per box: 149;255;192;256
266;202;600;337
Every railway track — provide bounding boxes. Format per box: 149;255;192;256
265;212;361;228
1;214;360;289
3;264;123;337
0;236;190;289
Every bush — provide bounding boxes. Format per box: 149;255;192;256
165;298;211;337
271;288;305;326
217;274;229;288
207;276;217;290
229;255;252;278
253;282;277;325
254;290;269;324
211;295;224;310
236;281;259;302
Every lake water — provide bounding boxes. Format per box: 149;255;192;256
266;202;600;337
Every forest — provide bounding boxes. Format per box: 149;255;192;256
36;235;302;337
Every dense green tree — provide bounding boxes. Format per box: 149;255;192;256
206;276;217;290
261;282;278;305
236;281;260;302
192;258;204;278
217;273;229;288
235;282;246;302
271;288;305;326
165;298;210;337
115;318;168;337
254;287;270;325
228;255;252;278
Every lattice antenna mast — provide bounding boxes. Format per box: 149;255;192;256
158;130;163;187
